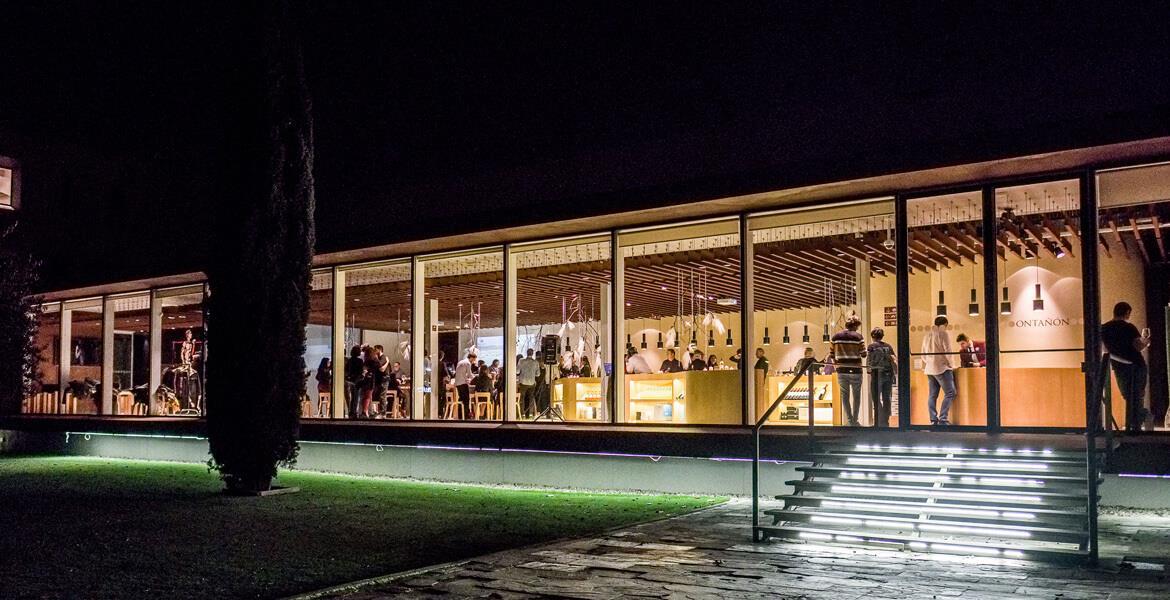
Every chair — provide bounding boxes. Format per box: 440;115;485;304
472;391;494;420
317;392;332;418
443;397;466;420
386;390;403;419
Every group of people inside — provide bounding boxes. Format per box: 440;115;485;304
323;344;407;419
624;347;727;374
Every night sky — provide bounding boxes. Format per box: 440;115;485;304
1;2;1169;291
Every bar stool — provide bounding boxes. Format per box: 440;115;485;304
317;392;331;418
386;390;403;418
443;398;466;420
471;391;493;420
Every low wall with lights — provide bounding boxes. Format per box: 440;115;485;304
48;431;804;496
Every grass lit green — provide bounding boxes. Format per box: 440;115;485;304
0;456;723;599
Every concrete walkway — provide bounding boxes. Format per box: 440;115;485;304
316;500;1170;599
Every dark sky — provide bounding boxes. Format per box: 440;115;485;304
2;2;1169;291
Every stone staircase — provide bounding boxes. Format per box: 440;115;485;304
758;442;1099;562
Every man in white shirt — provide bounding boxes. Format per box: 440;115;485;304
920;316;955;425
625;347;653;374
452;350;476;419
517;348;542;418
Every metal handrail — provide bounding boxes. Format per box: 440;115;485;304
752;360;818;541
1084;352;1116;564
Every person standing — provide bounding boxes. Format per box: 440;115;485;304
1101;301;1151;432
373;345;390;415
517;348;541;418
866;327;896;428
830;315;866;427
921;316;955;426
659;349;683;373
360;346;378;418
730;348;744;369
452;350;476;419
689;350;707;370
753;347;770;373
344;345;364;419
625;347;653;374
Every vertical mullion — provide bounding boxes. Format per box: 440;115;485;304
894;194;912;428
611;231;624;423
982;186;1001;432
740;214;753;425
503;244;517;422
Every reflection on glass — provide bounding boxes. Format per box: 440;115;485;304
343;263;411;420
421;250;504;421
751;201;897;427
156;287;205;416
513;235;611;421
111;294;151;415
995;180;1085;427
62;299;103;415
24;303;61;413
907;193;987;426
620;219;742;424
1097;164;1170;431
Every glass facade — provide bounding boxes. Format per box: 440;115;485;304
21;161;1170;432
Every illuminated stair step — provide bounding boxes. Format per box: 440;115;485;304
757;525;1089;563
811;453;1086;473
786;480;1091;506
797;466;1093;492
841;444;1089;460
763;509;1086;543
774;494;1088;525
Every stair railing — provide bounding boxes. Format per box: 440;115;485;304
1084;352;1116;564
752;360;819;542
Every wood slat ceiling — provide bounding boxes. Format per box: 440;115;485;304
272;202;1170;334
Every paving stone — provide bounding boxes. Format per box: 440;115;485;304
316;499;1170;599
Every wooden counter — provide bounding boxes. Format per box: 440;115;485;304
910;367;1126;428
626;370;741;424
552;377;604;421
757;372;839;426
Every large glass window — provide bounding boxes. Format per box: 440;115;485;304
61;298;103;415
420;249;504;421
906;193;987;426
342;262;411;420
299;270;334;419
750;200;898;427
110;293;151;415
511;235;612;421
618;219;742;424
154;286;205;416
23;303;61;413
0;164;14;210
995;180;1085;427
1097;164;1170;431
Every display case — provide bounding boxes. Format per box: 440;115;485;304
552;377;604;421
760;373;838;426
625;370;741;424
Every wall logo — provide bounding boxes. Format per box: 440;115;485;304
1007;317;1083;328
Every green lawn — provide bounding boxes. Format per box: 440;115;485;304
0;456;722;599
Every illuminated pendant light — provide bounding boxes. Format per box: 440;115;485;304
822;323;830;343
726;328;733;347
999;255;1012;315
782;309;790;344
802;308;810;344
656;332;663;349
565;336;571;352
707;329;715;346
968;261;979;316
1032;254;1044;311
763;313;771;346
936;291;947;317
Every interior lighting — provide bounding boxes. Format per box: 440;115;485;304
656;332;664;349
802;325;810;345
782;326;790;345
725;328;733;346
968;260;979;316
936;290;948;317
999;254;1011;314
763;327;771;346
822;323;830;342
707;329;715;346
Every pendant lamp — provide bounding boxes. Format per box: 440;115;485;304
763;313;770;346
968;260;979;316
656;332;664;349
1032;255;1044;311
802;324;810;345
725;328;733;347
822;323;830;343
999;255;1012;314
707;329;715;346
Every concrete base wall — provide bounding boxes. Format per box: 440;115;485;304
6;430;1170;507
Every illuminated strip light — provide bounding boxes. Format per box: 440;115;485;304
834;535;863;543
799;531;833;541
918;523;1031;538
820;498;1036;520
930;543;1004;557
853;445;1055;457
865;519;910;529
831;484;1043;504
958;476;1045;487
811;515;862;526
846;456;1050;471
